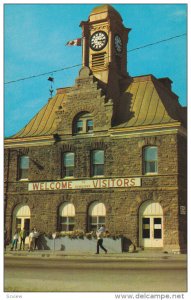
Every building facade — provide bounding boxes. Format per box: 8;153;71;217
4;5;187;253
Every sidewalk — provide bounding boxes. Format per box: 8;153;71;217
4;249;187;261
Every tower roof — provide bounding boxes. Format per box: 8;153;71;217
89;4;122;22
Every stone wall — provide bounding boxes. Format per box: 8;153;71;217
4;131;187;252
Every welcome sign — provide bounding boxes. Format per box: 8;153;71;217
28;177;141;191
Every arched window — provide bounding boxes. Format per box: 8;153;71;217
143;146;158;174
59;202;75;231
19;156;29;180
88;201;106;231
73;112;93;134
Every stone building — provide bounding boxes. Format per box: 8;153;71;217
4;4;187;252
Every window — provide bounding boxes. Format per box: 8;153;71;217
88;201;106;231
63;152;75;177
74;112;93;134
19;156;29;180
87;120;93;132
154;218;162;239
143;146;158;174
142;218;150;238
76;120;83;133
59;203;75;231
91;150;104;176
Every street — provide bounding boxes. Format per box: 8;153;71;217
4;256;187;292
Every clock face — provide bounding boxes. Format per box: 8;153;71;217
114;34;123;53
90;31;108;51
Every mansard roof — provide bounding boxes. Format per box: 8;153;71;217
6;73;186;141
114;74;186;129
10;91;67;139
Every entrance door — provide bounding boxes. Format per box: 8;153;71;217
16;218;30;236
139;201;163;248
13;204;31;244
24;219;30;236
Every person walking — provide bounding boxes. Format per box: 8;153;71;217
19;227;27;250
11;230;19;251
95;225;108;254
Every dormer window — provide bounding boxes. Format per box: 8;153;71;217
76;120;83;133
73;112;93;135
87;120;93;132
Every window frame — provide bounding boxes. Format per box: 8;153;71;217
86;119;93;133
88;201;106;232
143;146;158;175
59;202;75;232
89;215;106;231
18;155;29;180
76;120;83;133
91;149;104;177
59;216;75;232
62;152;75;178
73;112;93;135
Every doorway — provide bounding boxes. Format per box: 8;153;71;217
139;201;163;248
12;204;31;243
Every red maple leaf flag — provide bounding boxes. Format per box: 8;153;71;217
65;38;82;46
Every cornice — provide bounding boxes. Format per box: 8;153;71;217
109;122;187;137
4;135;54;148
4;123;186;148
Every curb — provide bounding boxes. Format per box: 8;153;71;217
4;250;187;261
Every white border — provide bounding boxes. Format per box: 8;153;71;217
1;1;190;300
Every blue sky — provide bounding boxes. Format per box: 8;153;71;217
4;3;187;137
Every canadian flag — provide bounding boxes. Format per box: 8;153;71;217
65;38;82;46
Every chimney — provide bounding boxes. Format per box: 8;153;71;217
158;77;172;91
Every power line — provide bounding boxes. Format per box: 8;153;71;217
4;63;82;85
4;33;186;85
128;33;186;52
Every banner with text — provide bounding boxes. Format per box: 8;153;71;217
28;177;141;191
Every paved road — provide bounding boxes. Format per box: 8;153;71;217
4;256;187;292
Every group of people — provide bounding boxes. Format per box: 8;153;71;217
28;228;40;252
10;227;40;252
8;225;108;254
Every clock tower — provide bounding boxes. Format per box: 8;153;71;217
80;4;131;97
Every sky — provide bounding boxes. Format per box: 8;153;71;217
4;2;187;137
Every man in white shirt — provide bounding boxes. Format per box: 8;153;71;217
34;228;40;250
28;229;35;251
95;225;108;254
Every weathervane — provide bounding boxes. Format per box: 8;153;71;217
48;75;54;98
